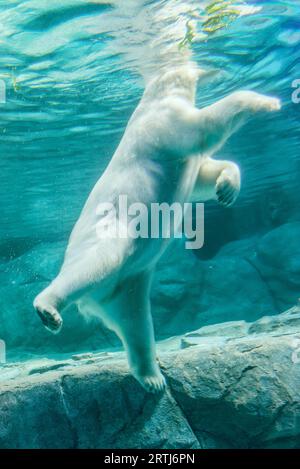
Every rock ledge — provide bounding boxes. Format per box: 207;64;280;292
1;306;300;449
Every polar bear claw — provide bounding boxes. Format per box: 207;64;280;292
34;302;63;334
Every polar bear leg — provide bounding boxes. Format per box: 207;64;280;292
99;271;166;394
192;157;241;207
231;90;281;113
195;91;281;155
34;269;118;335
33;286;64;334
34;244;122;334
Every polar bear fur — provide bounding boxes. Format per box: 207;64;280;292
34;64;280;393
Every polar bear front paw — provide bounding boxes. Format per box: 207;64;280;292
252;95;281;112
216;164;241;208
34;301;63;334
235;91;281;113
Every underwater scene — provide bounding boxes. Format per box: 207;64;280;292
0;0;300;450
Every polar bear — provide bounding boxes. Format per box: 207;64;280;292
34;65;280;393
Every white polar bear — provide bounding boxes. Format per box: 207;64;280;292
34;65;280;393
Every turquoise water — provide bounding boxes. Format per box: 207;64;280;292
0;0;300;361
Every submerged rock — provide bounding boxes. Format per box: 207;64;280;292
253;222;300;310
152;238;277;336
1;307;300;449
153;221;300;336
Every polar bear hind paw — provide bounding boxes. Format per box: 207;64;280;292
34;300;63;334
216;167;240;208
134;370;166;394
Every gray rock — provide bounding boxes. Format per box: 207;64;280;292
0;281;119;355
254;222;300;310
216;236;258;259
152;247;276;337
1;308;300;449
248;307;300;335
152;221;300;337
181;335;226;349
194;257;277;325
185;320;249;338
164;332;300;448
0;241;66;287
0;361;199;449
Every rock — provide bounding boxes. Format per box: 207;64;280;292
151;240;201;335
71;353;94;361
0;242;120;355
152;240;277;337
1;308;300;448
248;305;300;335
185;320;249;337
0;241;66;287
254;222;300;310
164;307;300;448
0;280;120;355
216;236;258;259
152;221;300;337
164;332;300;448
0;360;199;449
196;257;276;324
181;336;226;349
182;320;249;347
